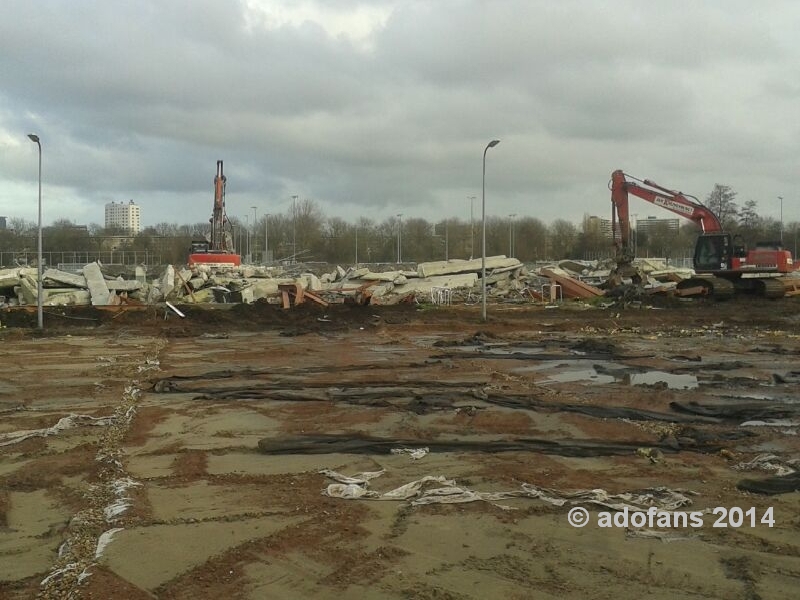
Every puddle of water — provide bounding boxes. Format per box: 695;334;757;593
626;372;698;390
513;360;618;384
514;361;698;389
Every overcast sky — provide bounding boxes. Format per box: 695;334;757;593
1;0;798;230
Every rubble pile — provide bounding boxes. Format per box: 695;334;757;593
4;256;787;310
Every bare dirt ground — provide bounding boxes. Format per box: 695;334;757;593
1;297;799;599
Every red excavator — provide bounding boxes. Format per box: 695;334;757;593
188;160;241;268
609;170;795;298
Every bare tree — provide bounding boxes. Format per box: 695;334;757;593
706;184;739;228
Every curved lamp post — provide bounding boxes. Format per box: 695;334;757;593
27;134;43;330
481;140;500;322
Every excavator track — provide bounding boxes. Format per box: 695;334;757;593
676;276;735;299
748;277;788;299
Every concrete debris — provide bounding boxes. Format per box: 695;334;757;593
0;253;747;310
83;262;112;306
734;453;799;477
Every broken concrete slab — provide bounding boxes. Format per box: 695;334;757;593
0;270;22;291
539;268;604;299
42;268;87;288
393;273;479;297
17;276;38;305
107;278;143;291
83;262;112;306
299;273;323;292
43;290;92;306
349;269;408;283
159;265;176;299
417;256;521;278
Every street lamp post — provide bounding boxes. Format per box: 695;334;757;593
27;134;43;330
355;225;359;267
251;206;258;262
246;215;252;262
292;195;298;263
468;196;476;260
778;196;783;244
264;214;270;264
508;213;516;257
396;214;403;263
481;139;500;322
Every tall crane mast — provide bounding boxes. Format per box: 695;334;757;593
188;160;241;268
210;160;229;252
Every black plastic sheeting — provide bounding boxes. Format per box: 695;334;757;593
737;472;800;495
257;433;688;458
670;400;800;421
151;376;721;424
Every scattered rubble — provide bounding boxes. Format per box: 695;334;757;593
1;255;795;311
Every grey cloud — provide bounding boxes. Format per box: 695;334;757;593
1;0;799;227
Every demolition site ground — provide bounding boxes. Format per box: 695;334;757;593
1;298;799;599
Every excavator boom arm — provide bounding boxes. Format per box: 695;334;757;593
610;170;722;258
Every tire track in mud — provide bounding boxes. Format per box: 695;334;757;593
37;337;166;600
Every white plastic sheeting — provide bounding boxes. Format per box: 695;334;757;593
320;469;698;512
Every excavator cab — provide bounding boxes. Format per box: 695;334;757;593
693;233;733;272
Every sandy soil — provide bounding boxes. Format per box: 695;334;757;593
1;297;799;599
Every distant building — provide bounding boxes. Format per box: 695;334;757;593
105;200;141;233
0;216;6;230
587;215;678;241
636;216;680;235
588;217;618;240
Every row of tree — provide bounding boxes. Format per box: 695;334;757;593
1;189;796;267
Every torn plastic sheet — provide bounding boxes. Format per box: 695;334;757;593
320;470;697;512
40;563;78;587
324;475;455;501
95;528;124;559
39;562;92;588
390;447;429;460
734;454;799;477
103;477;142;521
0;414;114;447
318;469;386;485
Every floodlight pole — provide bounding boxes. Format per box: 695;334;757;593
481;139;500;322
28;134;43;330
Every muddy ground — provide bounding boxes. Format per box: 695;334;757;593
1;297;799;599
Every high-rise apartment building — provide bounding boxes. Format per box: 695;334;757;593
105;200;141;233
